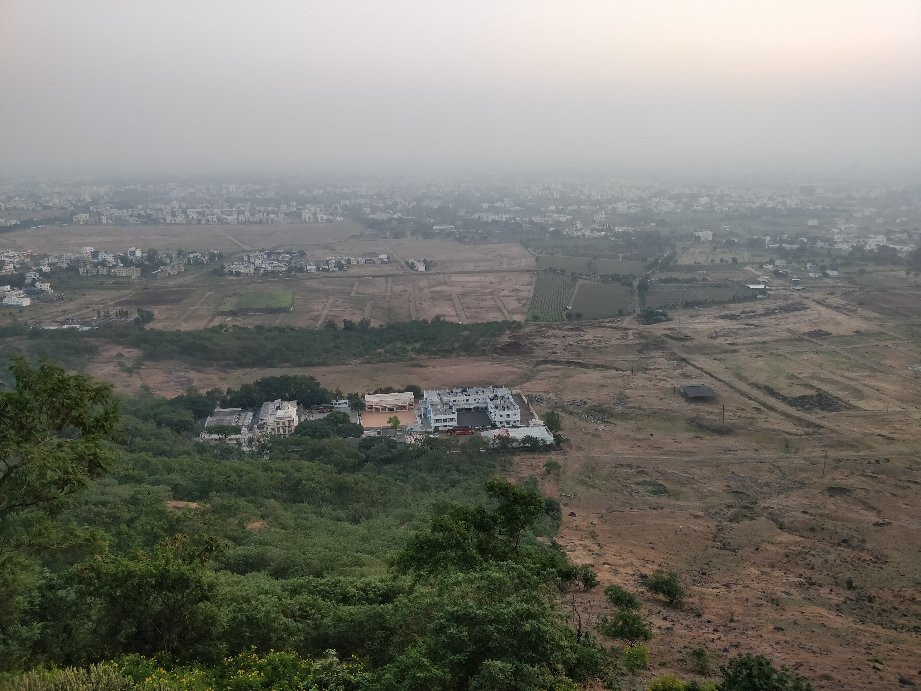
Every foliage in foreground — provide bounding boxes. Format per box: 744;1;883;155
0;360;812;690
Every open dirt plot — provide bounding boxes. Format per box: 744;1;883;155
361;410;418;429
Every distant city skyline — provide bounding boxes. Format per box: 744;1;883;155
2;0;920;177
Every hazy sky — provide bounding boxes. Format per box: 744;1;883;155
2;0;920;177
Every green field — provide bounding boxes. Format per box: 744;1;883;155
535;255;645;276
528;270;575;321
571;281;633;319
220;290;294;313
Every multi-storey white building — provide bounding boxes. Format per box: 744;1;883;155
421;386;521;430
256;400;299;436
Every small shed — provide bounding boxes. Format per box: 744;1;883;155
679;384;716;401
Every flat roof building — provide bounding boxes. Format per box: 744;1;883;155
679;384;716;400
364;391;415;412
422;386;521;430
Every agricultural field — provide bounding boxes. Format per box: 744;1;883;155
11;270;533;330
570;280;633;319
536;254;645;276
218;289;293;314
842;288;921;318
528;270;576;321
643;283;755;309
675;245;769;265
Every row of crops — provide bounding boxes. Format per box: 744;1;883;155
528;270;575;321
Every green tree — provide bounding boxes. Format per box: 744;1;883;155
387;415;401;432
644;569;685;608
622;644;649;673
542;410;563;435
485;477;545;549
604;584;640;610
718;653;812;690
0;359;119;522
597;609;651;643
63;535;222;662
295;411;362;439
688;647;711;675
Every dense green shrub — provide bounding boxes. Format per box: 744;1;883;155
644;569;686;607
605;584;640;610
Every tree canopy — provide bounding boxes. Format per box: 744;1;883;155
0;359;119;522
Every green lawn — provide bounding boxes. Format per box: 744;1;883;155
222;290;294;312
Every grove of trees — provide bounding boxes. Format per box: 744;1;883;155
0;360;812;690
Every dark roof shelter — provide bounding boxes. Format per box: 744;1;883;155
679;384;716;400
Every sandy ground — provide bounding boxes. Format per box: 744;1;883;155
361;410;418;429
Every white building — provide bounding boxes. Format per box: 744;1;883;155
364;391;415;412
111;266;142;279
256;400;299;436
694;231;714;242
2;290;31;307
421;386;521;430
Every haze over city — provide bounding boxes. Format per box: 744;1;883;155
2;0;920;177
4;3;921;690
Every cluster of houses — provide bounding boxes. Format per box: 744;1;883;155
0;251;56;307
201;385;554;448
75;246;220;279
68;202;351;227
1;285;33;307
1;245;222;288
71;201;329;226
223;250;390;276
